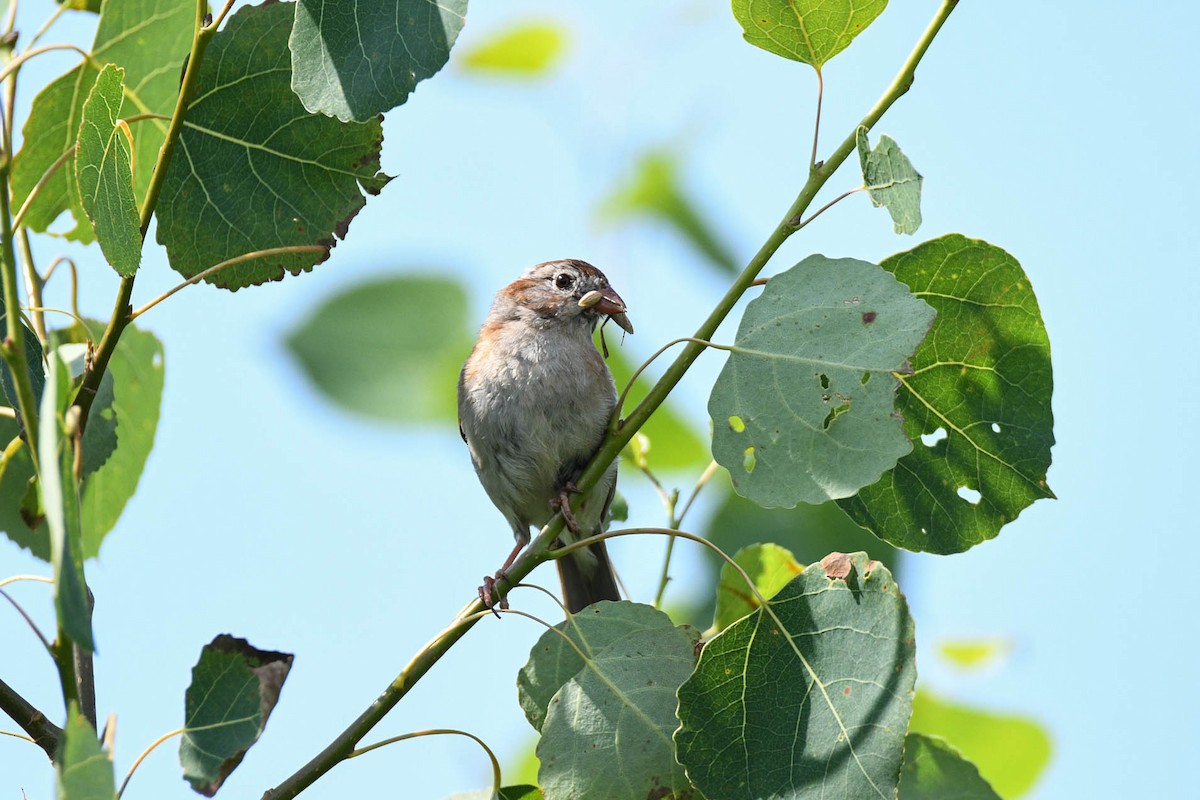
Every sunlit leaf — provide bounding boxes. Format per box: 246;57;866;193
709;254;935;507
838;235;1055;553
857;128;922;235
181;635;293;796
461;21;567;76
291;0;467;121
677;552;915;799
156;2;391;290
937;638;1012;671
731;0;888;68
76;64;142;276
13;0;192;241
711;542;802;633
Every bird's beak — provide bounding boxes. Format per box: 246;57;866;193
579;288;634;334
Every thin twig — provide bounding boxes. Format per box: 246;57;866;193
788;186;863;229
811;69;824;171
0;588;52;652
11;144;75;231
117;728;184;799
0;676;61;758
28;4;69;49
348;729;502;798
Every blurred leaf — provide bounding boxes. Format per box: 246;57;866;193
899;733;1000;800
181;635;293;796
0;315;45;435
676;553;915;799
711;542;802;633
57;0;103;11
12;0;192;241
857;128;922;235
291;0;467;122
39;353;94;652
600;149;740;275
938;638;1012;671
606;342;708;472
517;600;676;732
156;2;391;290
76;64;142;276
909;690;1051;799
461;21;567;76
731;0;888;68
448;786;543;800
709;254;935;508
838;235;1055;553
287;275;472;422
538;626;699;800
56;705;115;799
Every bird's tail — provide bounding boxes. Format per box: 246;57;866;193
557;539;620;613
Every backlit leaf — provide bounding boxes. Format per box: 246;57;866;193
711;542;802;633
461;21;566;76
899;733;1000;800
731;0;888;69
857;128;922;235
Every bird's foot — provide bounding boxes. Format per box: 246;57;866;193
552;483;581;534
479;572;511;617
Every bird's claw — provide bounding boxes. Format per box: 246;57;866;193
552;484;581;534
479;573;510;617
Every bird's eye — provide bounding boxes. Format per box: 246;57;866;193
555;272;575;290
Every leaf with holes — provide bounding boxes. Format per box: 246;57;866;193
709;254;935;508
857;128;922;235
76;64;142;276
156;2;391;290
711;542;803;633
56;705;116;800
12;0;193;241
676;552;915;800
290;0;467;122
181;635;293;796
838;235;1055;553
517;600;678;732
537;626;700;800
899;733;1001;800
731;0;888;69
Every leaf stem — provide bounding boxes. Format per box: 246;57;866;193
0;676;61;758
810;68;823;171
0;43;90;86
790;186;863;229
11;144;75;230
348;729;502;798
0;587;53;652
129;246;328;320
116;728;184;799
28;4;69;50
261;3;960;795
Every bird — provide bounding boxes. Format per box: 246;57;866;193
457;259;633;614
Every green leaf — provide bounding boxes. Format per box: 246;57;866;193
711;542;803;633
731;0;888;69
76;64;142;276
0;418;41;555
517;600;678;732
676;552;915;800
899;733;1000;800
291;0;467;122
461;21;567;76
56;705;116;800
909;690;1051;799
78;323;163;558
181;634;294;796
39;354;94;652
606;342;709;472
286;275;472;422
709;254;936;508
12;0;193;241
448;787;543;800
600;149;740;275
857;129;922;235
156;2;391;290
838;235;1055;553
0;315;46;434
538;626;699;800
57;0;104;12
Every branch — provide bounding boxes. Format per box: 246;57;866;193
261;3;960;796
0;676;61;758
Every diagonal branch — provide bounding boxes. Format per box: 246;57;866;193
0;676;61;758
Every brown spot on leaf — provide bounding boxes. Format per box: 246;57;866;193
821;552;852;579
844;686;852;696
862;311;877;324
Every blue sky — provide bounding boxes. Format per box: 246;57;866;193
3;1;1197;798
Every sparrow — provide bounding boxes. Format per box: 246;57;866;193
457;259;634;613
